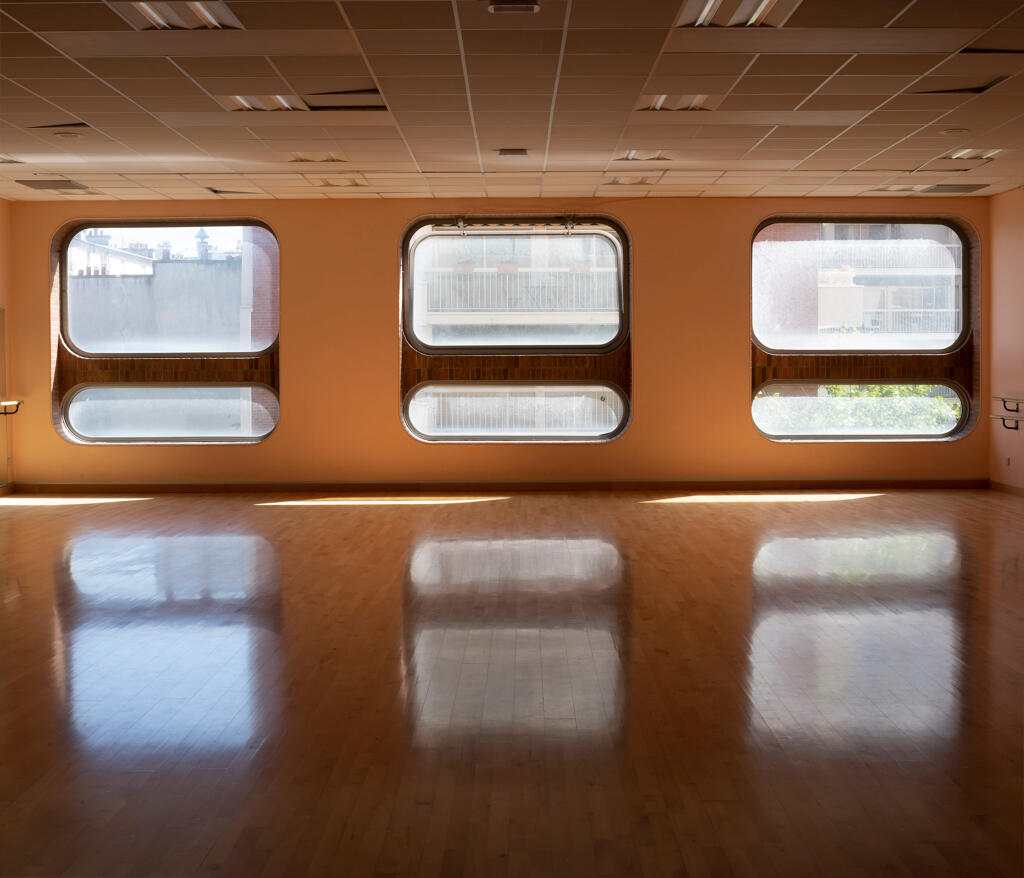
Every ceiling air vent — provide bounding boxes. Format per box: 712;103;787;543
606;176;659;186
497;148;529;157
488;1;541;12
303;90;387;111
286;152;347;164
913;76;1009;96
16;179;89;191
960;46;1024;55
922;184;989;194
616;149;674;161
218;91;386;112
28;121;90;130
635;94;721;112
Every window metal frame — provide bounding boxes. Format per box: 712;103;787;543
750;216;971;357
401;215;631;356
751;378;970;443
402;380;630;444
61;381;281;445
59;219;280;360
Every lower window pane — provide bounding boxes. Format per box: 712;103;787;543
752;383;963;438
65;385;279;441
405;383;627;441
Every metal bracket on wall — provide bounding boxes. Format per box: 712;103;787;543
0;401;22;416
992;397;1024;429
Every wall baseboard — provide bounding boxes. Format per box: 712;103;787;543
990;480;1024;497
10;478;991;494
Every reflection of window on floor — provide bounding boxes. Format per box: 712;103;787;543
404;537;627;742
752;532;959;582
749;530;961;748
63;533;279;754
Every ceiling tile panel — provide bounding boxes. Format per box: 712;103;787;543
783;0;911;28
343;2;454;29
1;0;1022;198
0;2;133;31
228;1;349;29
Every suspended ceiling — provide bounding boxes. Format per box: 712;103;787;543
1;0;1024;200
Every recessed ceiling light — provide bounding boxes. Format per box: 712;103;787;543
134;1;169;27
488;1;541;11
187;1;220;28
695;0;723;26
746;0;777;25
940;128;970;135
222;94;305;112
127;1;241;29
497;148;529;157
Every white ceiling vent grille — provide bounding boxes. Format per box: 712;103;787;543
676;0;802;28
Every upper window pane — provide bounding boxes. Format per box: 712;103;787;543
64;224;279;355
752;221;963;351
406;221;625;350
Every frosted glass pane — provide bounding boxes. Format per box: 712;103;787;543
752;222;963;351
752;383;962;437
408;229;623;348
65;224;279;354
66;385;279;441
406;384;627;440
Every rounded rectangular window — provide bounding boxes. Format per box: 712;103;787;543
752;383;965;439
405;220;626;351
404;383;627;442
752;221;964;352
64;385;279;442
63;223;279;355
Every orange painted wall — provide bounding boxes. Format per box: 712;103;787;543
6;196;992;486
989;188;1024;491
0;198;9;311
